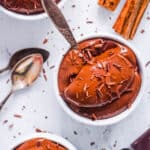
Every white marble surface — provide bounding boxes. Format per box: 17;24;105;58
0;0;150;150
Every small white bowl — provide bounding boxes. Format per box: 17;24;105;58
11;133;77;150
54;33;146;126
0;0;67;21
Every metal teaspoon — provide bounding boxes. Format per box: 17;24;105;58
0;53;44;110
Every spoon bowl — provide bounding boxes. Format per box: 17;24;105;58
0;48;49;111
12;53;44;91
0;48;49;73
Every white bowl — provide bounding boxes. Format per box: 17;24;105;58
0;0;67;21
54;33;146;126
11;133;77;150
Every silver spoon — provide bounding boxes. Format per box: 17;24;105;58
0;48;49;74
41;0;77;48
0;53;44;110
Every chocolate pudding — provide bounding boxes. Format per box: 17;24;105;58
0;0;60;15
14;138;67;150
58;38;141;120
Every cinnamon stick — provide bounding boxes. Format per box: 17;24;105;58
113;0;149;39
98;0;120;11
130;0;149;38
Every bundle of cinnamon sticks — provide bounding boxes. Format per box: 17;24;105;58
113;0;149;39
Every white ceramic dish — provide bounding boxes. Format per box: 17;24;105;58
54;33;146;126
11;133;77;150
0;0;67;21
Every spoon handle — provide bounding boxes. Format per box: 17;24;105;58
41;0;77;47
0;66;9;74
0;90;13;110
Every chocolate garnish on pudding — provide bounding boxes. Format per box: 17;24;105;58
0;0;60;15
58;38;141;120
14;138;67;150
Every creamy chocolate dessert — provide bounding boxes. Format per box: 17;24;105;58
0;0;60;15
14;138;67;150
58;38;141;120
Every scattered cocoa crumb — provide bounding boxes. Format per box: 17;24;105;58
43;38;48;44
13;136;16;139
18;132;21;135
109;16;112;20
72;4;76;8
45;116;48;119
90;142;95;146
86;21;93;24
50;65;55;69
6;79;10;84
81;33;84;37
113;140;117;147
145;61;150;67
140;29;145;34
21;105;26;110
35;128;46;133
3;120;8;124
14;114;22;119
42;68;46;74
43;74;47;81
73;131;78;135
35;128;43;133
146;16;150;20
9;124;14;129
42;69;47;81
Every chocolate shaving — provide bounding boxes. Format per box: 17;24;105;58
14;114;22;119
43;38;48;44
145;61;150;67
112;63;122;71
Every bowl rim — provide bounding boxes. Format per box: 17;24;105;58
10;133;77;150
0;0;66;21
53;33;146;126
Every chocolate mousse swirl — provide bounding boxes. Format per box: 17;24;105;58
14;138;67;150
58;38;141;120
0;0;60;15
